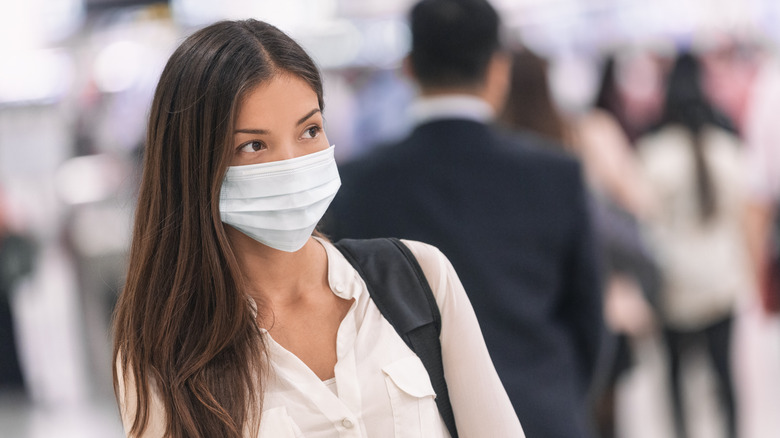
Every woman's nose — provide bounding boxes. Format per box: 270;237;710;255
275;142;300;161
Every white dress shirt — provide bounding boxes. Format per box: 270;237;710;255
118;239;524;437
408;94;495;126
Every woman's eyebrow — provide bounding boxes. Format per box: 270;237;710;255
234;109;320;134
296;108;320;126
234;128;269;134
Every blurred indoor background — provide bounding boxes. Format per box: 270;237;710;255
0;0;779;437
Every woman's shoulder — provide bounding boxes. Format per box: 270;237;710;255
399;240;447;275
398;240;459;303
704;125;742;149
398;239;442;258
636;125;693;163
325;237;462;307
638;124;688;145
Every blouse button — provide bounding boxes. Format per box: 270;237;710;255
334;284;344;293
341;417;354;429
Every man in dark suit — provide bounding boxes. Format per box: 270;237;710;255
322;0;603;436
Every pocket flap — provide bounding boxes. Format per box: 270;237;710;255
381;356;436;398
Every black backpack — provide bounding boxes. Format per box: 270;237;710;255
333;238;458;438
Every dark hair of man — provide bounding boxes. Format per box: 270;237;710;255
409;0;501;89
112;19;323;438
659;52;735;222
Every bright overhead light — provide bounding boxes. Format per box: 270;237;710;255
0;0;84;52
93;40;147;93
171;0;337;32
0;49;73;105
297;20;363;69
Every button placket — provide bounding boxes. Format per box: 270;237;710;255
265;334;360;436
335;295;363;415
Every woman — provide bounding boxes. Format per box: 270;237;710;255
112;19;522;438
636;52;751;438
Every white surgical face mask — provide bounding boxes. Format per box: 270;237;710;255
219;145;340;252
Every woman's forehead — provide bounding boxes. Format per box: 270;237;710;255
236;76;318;120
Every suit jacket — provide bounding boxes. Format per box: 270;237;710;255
322;119;603;438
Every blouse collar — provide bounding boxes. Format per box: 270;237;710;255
314;236;365;301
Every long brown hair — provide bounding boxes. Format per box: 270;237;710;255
112;19;324;437
499;48;570;146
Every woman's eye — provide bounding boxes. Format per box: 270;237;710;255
238;140;265;153
302;126;320;139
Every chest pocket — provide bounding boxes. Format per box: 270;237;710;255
382;356;446;438
258;406;301;438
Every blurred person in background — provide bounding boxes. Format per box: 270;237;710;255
636;52;750;438
112;18;522;438
577;53;657;219
698;35;758;136
592;53;667;145
499;47;572;145
324;1;604;436
575;52;662;438
0;190;36;393
740;43;780;314
0;187;36;394
499;46;660;438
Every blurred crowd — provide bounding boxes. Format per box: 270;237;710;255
499;38;780;438
1;1;780;437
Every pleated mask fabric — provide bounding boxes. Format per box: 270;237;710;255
219;145;340;252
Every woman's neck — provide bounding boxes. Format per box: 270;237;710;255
227;230;329;308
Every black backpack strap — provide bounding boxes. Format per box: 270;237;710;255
333;237;458;438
